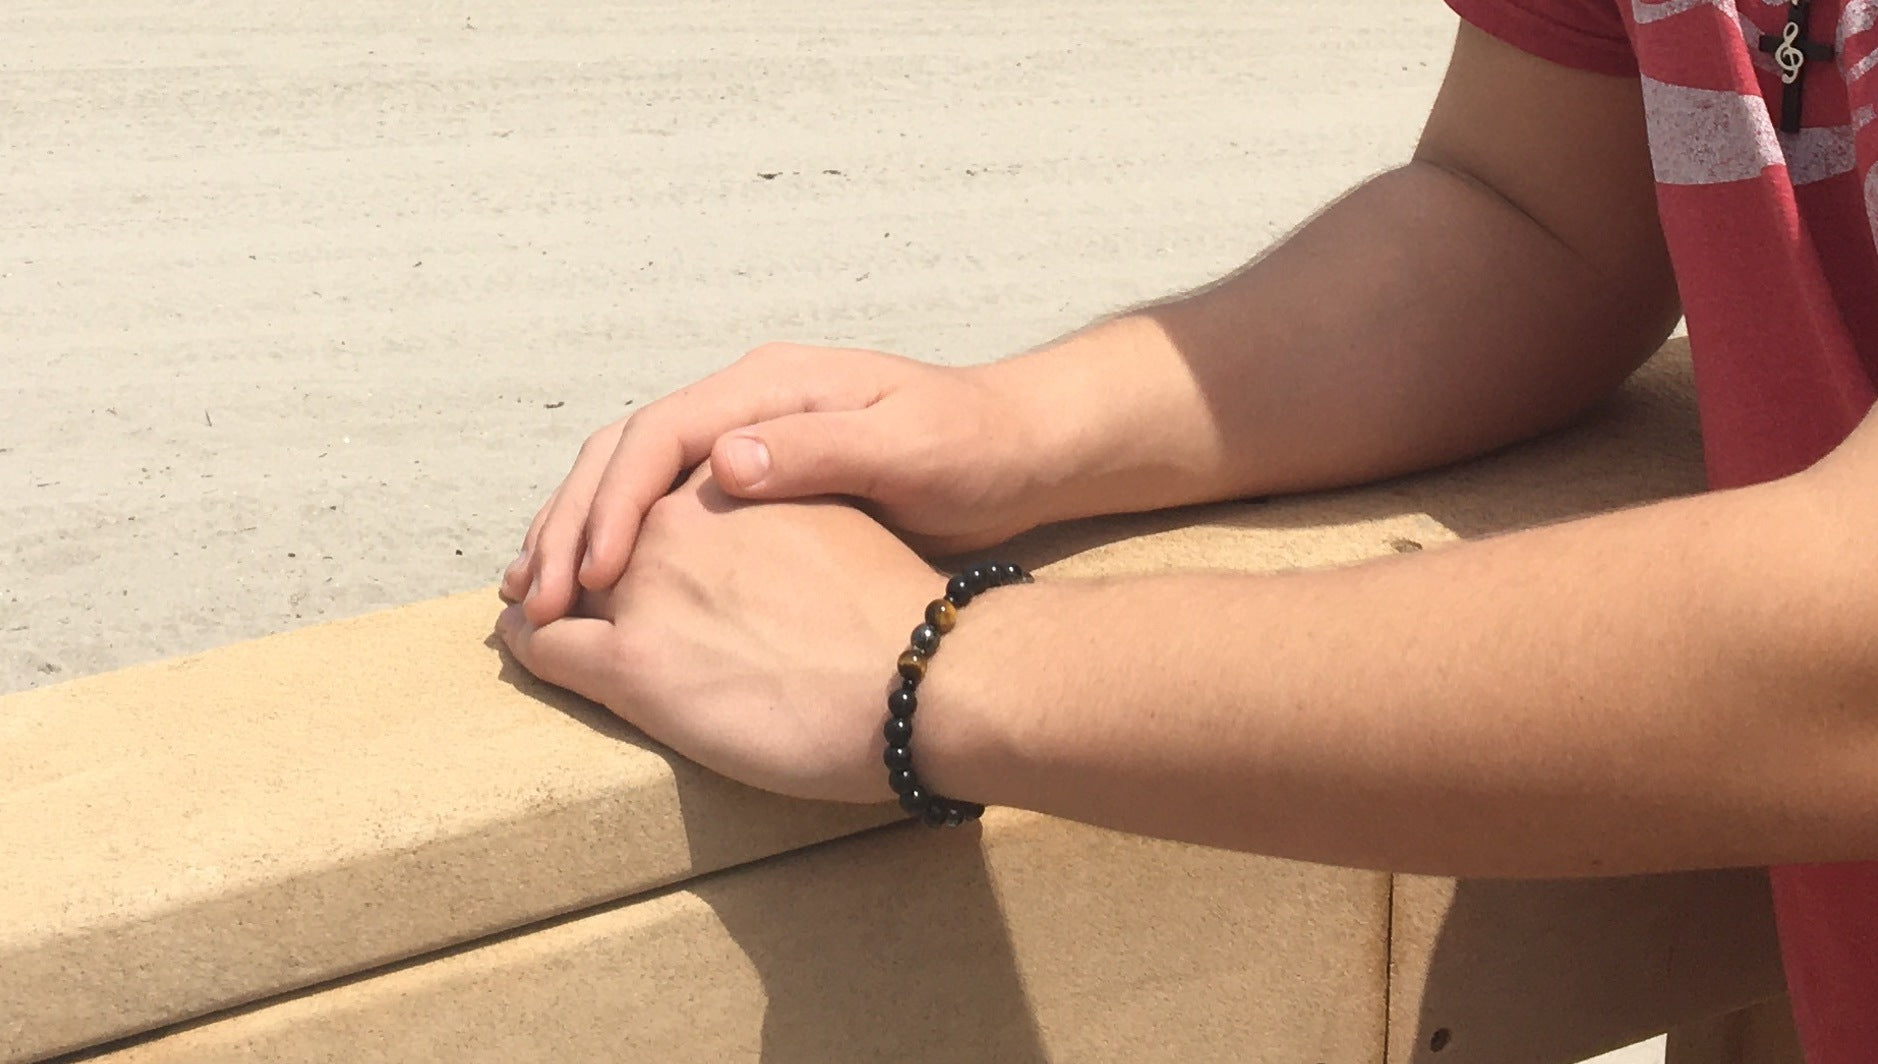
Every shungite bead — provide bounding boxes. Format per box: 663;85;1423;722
944;807;966;828
925;598;957;633
883;745;912;771
899;787;929;814
944;574;974;607
883;716;913;746
887;686;917;718
897;650;928;683
888;769;918;795
910;623;940;655
922;803;949;827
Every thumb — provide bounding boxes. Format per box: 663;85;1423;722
711;409;891;499
496;605;622;710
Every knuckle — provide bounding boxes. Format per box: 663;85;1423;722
741;341;814;371
577;429;613;462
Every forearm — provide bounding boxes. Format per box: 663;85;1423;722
917;471;1878;876
982;160;1678;524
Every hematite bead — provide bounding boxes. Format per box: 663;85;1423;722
944;574;974;607
925;598;957;634
888;769;918;795
883;716;913;745
883;745;912;771
897;650;929;683
899;787;929;814
909;623;940;655
887;686;917;718
921;803;949;827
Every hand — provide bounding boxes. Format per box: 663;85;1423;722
496;467;942;804
501;343;1048;625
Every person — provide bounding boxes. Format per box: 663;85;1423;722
496;2;1878;1059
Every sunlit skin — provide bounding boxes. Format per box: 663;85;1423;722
497;26;1878;877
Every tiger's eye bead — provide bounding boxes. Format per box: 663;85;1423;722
910;623;940;655
883;745;912;771
944;575;974;607
897;650;929;683
883;716;913;746
925;598;957;633
899;787;929;814
888;769;918;795
887;686;917;718
922;803;949;827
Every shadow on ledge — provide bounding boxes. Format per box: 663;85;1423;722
692;823;1051;1064
1393;870;1788;1064
488;637;1047;1061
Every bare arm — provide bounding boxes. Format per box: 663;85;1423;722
916;435;1878;877
506;26;1679;624
498;30;1878;877
990;25;1681;520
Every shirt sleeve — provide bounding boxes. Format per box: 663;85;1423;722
1444;0;1639;77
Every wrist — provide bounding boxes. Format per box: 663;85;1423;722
973;313;1236;523
904;574;1069;811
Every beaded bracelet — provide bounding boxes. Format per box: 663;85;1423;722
883;561;1032;828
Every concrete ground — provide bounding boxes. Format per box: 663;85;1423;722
6;3;1674;1060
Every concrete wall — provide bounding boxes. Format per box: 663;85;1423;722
1;344;1800;1062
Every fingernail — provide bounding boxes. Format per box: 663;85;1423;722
724;435;771;487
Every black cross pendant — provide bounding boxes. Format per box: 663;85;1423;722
1758;0;1836;133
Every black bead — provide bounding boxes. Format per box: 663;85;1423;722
962;566;990;595
909;623;940;655
887;686;917;719
944;574;974;607
888;769;918;795
944;807;966;828
883;745;912;771
883;716;913;746
998;563;1025;585
899;787;929;814
959;801;986;819
921;803;949;827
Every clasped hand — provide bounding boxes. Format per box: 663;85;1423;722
498;465;943;804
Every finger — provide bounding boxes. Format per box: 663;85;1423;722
709;408;892;500
577;347;879;591
502;487;560;600
526;425;626;624
496;605;622;710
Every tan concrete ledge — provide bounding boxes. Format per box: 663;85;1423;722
1;595;896;1061
89;813;1389;1063
2;343;1795;1062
